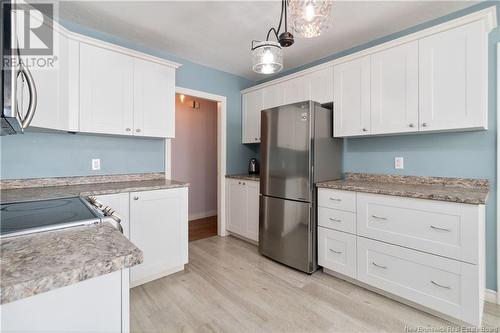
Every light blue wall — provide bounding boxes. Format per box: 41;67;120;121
256;1;499;291
0;20;256;179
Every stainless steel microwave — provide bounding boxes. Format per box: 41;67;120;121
1;0;38;136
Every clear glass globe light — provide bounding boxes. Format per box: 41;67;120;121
289;0;333;38
252;41;283;75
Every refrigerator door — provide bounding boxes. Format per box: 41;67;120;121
259;195;315;273
260;102;312;202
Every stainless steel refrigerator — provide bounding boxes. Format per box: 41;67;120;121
259;101;343;273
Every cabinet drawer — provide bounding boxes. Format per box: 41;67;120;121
318;227;356;278
318;207;356;234
318;189;356;212
357;237;480;325
357;193;482;264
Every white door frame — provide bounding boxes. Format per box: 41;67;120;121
166;86;228;237
497;43;500;304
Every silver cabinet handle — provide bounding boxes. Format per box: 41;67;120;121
329;218;341;223
255;138;258;141
422;123;428;127
371;215;387;220
329;249;342;254
431;280;451;289
126;128;131;132
238;181;241;185
430;225;451;232
329;198;341;202
136;128;141;133
242;182;246;185
18;64;37;129
133;196;139;200
362;128;368;132
408;123;414;128
372;262;387;269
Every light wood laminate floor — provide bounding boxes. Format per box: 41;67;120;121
131;236;500;332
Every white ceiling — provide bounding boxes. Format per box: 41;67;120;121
57;0;481;81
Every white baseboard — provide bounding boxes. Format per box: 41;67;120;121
189;210;217;221
130;265;185;288
485;289;498;304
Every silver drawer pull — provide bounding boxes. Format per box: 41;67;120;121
371;215;387;220
431;280;451;289
329;218;341;223
430;225;451;232
372;262;387;269
329;198;341;202
329;249;342;254
133;196;139;200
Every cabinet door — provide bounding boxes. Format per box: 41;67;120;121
419;20;487;131
371;41;419;135
309;67;334;104
129;188;188;287
133;59;175;138
27;33;79;132
245;180;260;242
226;179;248;236
242;90;263;143
283;76;309;105
263;82;285;109
333;56;371;137
80;43;134;136
2;271;122;332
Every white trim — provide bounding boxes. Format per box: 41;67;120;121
485;289;498;304
164;139;172;179
242;6;497;94
497;43;500;305
173;87;228;237
129;265;184;288
189;210;217;221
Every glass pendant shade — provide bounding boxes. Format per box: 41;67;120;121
289;0;333;38
252;41;283;74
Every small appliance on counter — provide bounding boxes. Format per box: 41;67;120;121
248;158;259;175
0;196;123;238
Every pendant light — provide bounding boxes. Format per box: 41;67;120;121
251;0;294;75
288;0;333;38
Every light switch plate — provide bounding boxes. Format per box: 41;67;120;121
92;159;101;171
394;157;404;169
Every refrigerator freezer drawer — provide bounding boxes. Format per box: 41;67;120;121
259;195;315;273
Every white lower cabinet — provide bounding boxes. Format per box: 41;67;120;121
1;270;123;332
129;187;189;287
357;237;481;326
317;189;485;326
318;227;356;278
226;178;260;242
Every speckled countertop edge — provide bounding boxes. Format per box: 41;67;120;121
316;173;489;205
0;176;189;204
1;224;143;304
225;174;260;181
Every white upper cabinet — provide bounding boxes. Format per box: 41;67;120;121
80;43;134;136
419;20;487;132
333;56;371;137
309;67;334;104
371;41;419;135
20;20;79;132
242;89;263;143
283;75;309;105
133;59;176;138
263;82;286;109
241;9;494;139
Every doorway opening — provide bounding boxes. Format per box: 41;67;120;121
168;88;227;242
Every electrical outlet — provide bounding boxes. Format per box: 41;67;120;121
394;157;404;170
92;159;101;171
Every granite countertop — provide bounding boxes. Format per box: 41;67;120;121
0;173;189;204
1;223;143;304
316;173;489;205
226;174;260;181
